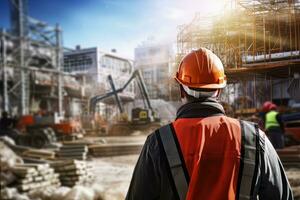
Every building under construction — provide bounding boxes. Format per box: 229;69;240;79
177;0;300;115
0;0;300;199
0;0;84;117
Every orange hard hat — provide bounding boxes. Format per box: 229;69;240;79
175;48;226;89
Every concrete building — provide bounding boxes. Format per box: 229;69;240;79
134;42;174;100
63;46;134;116
64;46;134;94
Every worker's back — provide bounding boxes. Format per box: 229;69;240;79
173;115;241;199
126;102;293;200
126;48;293;200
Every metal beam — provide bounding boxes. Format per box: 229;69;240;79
1;29;8;112
107;75;124;113
55;24;63;116
18;0;28;115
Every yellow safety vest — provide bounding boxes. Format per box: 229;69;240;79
265;110;280;130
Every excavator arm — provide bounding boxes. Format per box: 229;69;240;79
89;70;154;117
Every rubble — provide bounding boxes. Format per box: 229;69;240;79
2;185;106;200
0;140;23;190
1;187;30;200
0;140;23;170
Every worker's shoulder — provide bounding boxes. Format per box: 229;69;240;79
223;116;259;127
222;115;241;125
238;119;267;152
144;129;161;151
144;123;174;151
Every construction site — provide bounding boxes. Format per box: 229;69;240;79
0;0;300;199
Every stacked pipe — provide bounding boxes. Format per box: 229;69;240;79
10;163;60;193
89;143;143;157
56;144;88;160
50;160;93;187
22;149;55;160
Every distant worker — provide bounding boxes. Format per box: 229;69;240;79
0;111;10;130
126;48;293;200
263;102;285;149
0;111;16;137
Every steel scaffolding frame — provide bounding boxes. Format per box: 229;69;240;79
178;0;300;67
0;0;63;116
176;0;300;109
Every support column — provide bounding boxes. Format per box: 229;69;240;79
18;0;28;115
1;30;8;112
55;24;63;116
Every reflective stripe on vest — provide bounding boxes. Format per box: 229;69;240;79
159;124;188;200
265;111;280;130
159;121;260;200
237;121;260;200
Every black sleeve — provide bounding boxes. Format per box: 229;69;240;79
259;133;294;200
126;134;161;200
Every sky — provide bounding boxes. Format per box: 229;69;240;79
0;0;226;59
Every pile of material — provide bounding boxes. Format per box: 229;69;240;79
56;143;88;160
2;183;105;200
89;143;143;157
51;160;93;187
1;187;30;200
22;149;55;160
10;163;60;193
0;139;23;197
277;145;300;168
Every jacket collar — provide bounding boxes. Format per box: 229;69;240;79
176;98;225;119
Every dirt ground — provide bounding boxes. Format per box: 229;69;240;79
90;155;300;200
90;155;139;200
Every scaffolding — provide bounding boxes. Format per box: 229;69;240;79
177;0;300;111
0;0;64;116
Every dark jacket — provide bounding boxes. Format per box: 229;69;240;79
126;100;293;200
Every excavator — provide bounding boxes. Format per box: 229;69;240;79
0;112;83;148
89;69;161;135
1;70;159;146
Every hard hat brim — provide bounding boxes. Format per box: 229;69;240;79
174;77;227;89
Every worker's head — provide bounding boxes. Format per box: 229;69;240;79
262;101;272;113
175;48;226;103
262;101;277;112
269;103;277;111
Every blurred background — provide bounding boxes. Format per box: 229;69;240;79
0;0;300;199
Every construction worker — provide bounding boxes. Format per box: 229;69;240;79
0;111;10;131
126;48;293;200
264;103;285;149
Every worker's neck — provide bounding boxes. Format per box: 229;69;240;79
181;96;219;104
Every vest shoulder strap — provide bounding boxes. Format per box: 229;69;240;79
158;121;263;200
237;120;261;200
158;124;188;200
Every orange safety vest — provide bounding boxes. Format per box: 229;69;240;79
159;116;260;200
